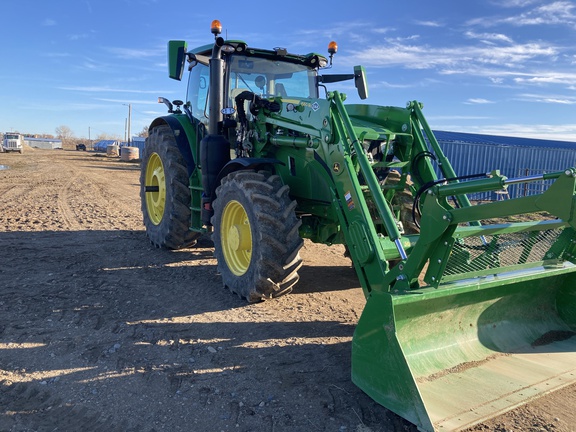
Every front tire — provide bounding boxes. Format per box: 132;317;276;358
212;170;303;302
140;125;199;249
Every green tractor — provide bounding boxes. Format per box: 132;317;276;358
141;20;576;431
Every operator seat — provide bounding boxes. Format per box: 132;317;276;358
275;83;287;98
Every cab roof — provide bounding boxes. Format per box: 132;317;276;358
191;39;328;68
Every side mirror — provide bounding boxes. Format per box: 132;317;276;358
168;40;188;81
354;65;368;100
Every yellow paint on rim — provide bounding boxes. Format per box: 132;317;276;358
221;200;252;276
145;152;166;225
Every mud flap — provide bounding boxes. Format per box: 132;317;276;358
352;265;576;431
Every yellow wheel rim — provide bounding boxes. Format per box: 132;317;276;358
144;152;166;225
221;200;252;276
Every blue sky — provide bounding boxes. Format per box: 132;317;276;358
1;0;575;142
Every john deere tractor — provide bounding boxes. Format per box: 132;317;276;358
141;20;576;431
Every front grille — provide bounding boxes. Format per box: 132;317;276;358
443;228;571;278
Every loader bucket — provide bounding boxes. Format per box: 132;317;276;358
352;261;576;431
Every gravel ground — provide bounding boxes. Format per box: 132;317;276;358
0;147;575;432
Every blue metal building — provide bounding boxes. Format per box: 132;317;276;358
129;137;146;154
430;131;576;200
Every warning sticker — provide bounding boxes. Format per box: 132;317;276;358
345;191;355;210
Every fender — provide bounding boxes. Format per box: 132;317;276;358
149;115;201;177
215;157;284;196
201;157;284;225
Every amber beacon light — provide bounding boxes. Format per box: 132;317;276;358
211;20;222;36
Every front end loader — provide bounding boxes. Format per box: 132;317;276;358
140;20;576;431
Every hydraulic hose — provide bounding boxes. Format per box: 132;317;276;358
412;173;489;228
234;91;280;122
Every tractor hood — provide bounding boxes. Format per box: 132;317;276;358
346;104;414;144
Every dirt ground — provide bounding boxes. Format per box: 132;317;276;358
0;148;575;432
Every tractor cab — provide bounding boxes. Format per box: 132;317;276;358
184;46;321;128
167;21;367;137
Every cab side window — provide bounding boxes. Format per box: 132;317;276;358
186;63;210;125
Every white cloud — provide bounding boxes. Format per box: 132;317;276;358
374;28;394;34
432;121;576;141
465;98;495;104
82;61;98;70
470;1;576;27
371;81;415;89
493;0;540;7
345;41;558;70
340;28;576;94
464;31;514;44
429;115;493;121
414;20;444;27
513;71;576;85
515;92;576;104
295;21;371;43
470;123;576;141
42;18;56;26
69;33;90;41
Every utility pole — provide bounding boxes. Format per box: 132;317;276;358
123;103;132;145
128;104;131;145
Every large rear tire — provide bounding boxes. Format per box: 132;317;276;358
212;170;303;302
140;125;200;249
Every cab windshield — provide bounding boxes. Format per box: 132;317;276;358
227;55;318;101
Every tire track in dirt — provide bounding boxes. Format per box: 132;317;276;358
43;155;141;231
56;169;84;231
0;184;20;200
59;157;142;231
0;184;29;225
0;168;54;230
83;161;142;225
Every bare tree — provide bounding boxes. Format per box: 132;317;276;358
137;126;149;138
55;125;74;148
96;132;122;141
